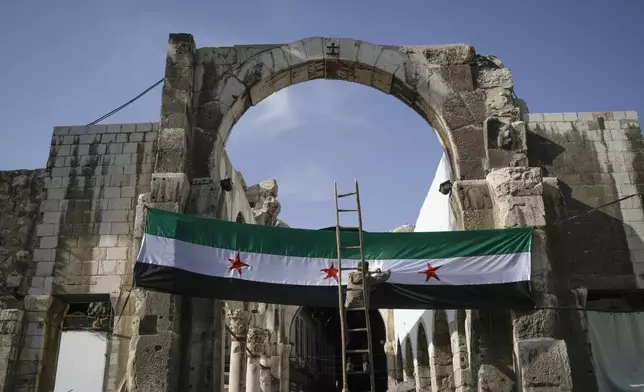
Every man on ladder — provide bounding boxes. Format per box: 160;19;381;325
345;261;391;384
334;180;392;392
345;261;391;309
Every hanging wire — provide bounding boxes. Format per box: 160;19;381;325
85;78;164;126
548;193;642;226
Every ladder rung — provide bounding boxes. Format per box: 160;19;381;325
342;245;361;250
338;225;359;230
345;307;366;311
346;328;368;332
338;208;357;212
347;349;369;354
348;370;370;375
337;192;356;198
346;287;364;290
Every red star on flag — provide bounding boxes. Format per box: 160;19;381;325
227;252;249;277
418;263;441;282
321;260;339;283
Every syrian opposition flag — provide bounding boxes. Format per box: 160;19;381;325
134;208;534;309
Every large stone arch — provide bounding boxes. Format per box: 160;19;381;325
182;36;526;183
150;33;574;392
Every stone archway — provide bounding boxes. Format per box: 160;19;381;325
235;211;245;223
403;337;415;382
286;305;388;392
416;322;432;392
395;339;404;383
158;34;526;185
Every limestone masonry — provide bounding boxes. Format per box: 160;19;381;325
0;34;642;391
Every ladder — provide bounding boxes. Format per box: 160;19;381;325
334;180;376;392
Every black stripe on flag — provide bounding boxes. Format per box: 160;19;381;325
134;263;534;310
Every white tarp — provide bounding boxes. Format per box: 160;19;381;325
587;311;644;391
414;153;457;232
54;331;108;392
388;153;456;392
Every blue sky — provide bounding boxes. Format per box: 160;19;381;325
1;0;643;231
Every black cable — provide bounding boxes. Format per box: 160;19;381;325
548;193;642;226
86;78;164;126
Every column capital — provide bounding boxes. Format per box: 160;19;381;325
227;309;251;340
383;340;396;356
247;328;270;357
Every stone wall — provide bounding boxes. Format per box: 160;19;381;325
0;170;46;304
527;111;643;289
15;123;158;391
525;110;643;391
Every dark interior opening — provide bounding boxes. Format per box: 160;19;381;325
290;306;387;392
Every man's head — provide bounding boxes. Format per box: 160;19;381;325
357;261;370;271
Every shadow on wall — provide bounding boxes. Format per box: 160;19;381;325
528;126;643;392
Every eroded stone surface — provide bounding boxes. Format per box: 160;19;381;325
226;309;251;340
517;338;573;390
0;170;46;301
246;179;282;227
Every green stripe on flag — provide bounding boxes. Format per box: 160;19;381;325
144;208;532;260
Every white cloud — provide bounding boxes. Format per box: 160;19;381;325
276;164;334;203
233;80;371;139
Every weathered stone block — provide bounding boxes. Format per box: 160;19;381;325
150;173;190;207
477;68;513;89
485;87;519;119
460;89;487;124
477;364;515;392
422;44;476;65
517;338;572;390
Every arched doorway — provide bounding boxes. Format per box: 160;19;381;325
416;322;431;391
288;306;387;392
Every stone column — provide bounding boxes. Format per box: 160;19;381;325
260;353;272;392
448;311;473;392
383;340;397;389
429;310;455;392
246;328;270;392
277;342;291;392
227;309;250;392
0;309;24;391
487;167;573;391
126;33;197;392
